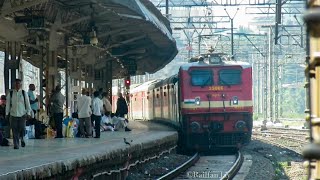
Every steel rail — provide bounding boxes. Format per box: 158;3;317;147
221;151;244;180
92;145;177;178
265;127;309;132
253;136;302;155
257;131;307;136
253;126;309;133
254;133;308;146
255;133;308;144
156;153;199;180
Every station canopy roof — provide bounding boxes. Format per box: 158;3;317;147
0;0;178;78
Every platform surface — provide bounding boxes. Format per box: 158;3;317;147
0;121;177;179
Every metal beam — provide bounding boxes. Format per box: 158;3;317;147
98;29;125;38
281;27;303;47
171;15;229;19
152;0;273;7
153;0;209;7
242;34;266;57
60;16;91;28
108;35;146;48
118;13;143;20
112;48;146;57
0;0;49;17
275;0;282;44
170;21;218;24
60;11;112;28
174;27;231;30
245;6;304;14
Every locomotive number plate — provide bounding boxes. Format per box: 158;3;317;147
232;106;245;110
210;94;220;98
208;86;224;91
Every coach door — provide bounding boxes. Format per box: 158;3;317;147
142;91;145;119
167;85;171;120
153;89;156;118
161;87;165;119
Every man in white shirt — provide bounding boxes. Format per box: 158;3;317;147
92;91;103;138
6;79;32;149
77;89;92;137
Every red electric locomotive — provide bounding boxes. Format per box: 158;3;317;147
115;52;253;150
177;53;253;150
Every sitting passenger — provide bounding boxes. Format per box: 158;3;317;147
111;113;131;131
101;115;114;131
62;113;79;138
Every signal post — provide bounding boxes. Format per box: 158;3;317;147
124;76;130;103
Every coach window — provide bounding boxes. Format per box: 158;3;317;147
190;70;213;87
219;69;241;85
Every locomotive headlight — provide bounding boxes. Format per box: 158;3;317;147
232;96;238;105
195;96;201;105
190;121;201;133
235;120;246;131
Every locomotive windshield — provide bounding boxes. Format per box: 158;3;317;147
219;69;241;85
190;70;213;87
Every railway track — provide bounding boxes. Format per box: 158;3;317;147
261;127;309;133
253;126;308;155
157;151;243;180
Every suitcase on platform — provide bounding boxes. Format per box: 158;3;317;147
34;120;47;139
0;131;9;146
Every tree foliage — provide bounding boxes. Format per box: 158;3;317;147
281;87;305;118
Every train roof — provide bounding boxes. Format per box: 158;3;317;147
130;80;159;93
161;74;178;85
223;60;252;68
180;59;251;71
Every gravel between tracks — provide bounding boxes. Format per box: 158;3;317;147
126;153;191;180
242;139;306;180
127;136;305;179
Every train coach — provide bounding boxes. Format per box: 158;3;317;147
114;52;253;150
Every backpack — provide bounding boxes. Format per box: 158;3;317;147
34;120;47;139
9;90;27;109
0;131;9;146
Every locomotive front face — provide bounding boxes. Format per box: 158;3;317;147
179;63;253;150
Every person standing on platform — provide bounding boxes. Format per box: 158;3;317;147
0;95;7;127
77;89;92;138
50;85;65;138
0;95;10;139
98;88;103;99
6;79;32;149
116;93;128;118
102;92;112;116
28;84;39;118
92;91;103;138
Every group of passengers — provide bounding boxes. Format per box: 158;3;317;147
76;88;131;138
0;78;131;149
